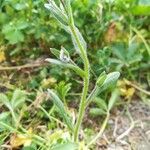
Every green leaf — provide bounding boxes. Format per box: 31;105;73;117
111;43;126;62
70;27;87;54
50;48;60;59
87;71;120;107
51;142;78;150
90;108;107;116
47;89;73;131
131;0;150;15
0;112;11;131
93;97;107;111
0;121;16;132
0;94;12;111
131;5;150;15
45;58;85;77
100;72;120;92
0;93;18;124
96;71;107;87
0;13;8;24
63;0;72;21
22;146;36;150
13;3;27;10
108;89;119;111
44;2;68;26
87;72;120;106
139;0;150;5
11;89;26;109
16;20;29;30
55;81;71;100
3;29;24;44
0;112;10;121
2;24;13;33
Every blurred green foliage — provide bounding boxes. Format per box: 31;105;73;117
0;0;149;88
0;0;150;149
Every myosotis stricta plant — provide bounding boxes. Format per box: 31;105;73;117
45;0;120;147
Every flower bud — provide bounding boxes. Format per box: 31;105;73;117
59;47;70;63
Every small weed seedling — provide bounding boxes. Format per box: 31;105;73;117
0;89;26;127
45;0;120;148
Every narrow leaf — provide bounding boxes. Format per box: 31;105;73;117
50;48;60;59
11;89;26;109
100;72;120;92
90;108;107;117
44;3;68;26
0;112;10;121
93;97;107;111
45;58;85;77
86;72;120;106
47;89;73;131
96;71;107;87
51;142;78;150
70;27;87;54
108;89;120;111
63;0;72;22
0;94;12;111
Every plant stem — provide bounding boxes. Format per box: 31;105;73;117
87;112;110;147
86;86;100;107
131;26;150;56
74;77;89;142
39;106;66;127
69;21;90;142
70;25;89;68
10;108;17;125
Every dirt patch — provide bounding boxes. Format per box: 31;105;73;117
96;101;150;150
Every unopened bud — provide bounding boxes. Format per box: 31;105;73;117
59;47;70;63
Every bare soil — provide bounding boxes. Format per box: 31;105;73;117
95;101;150;150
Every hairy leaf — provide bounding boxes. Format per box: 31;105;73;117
100;72;120;92
96;71;107;87
108;89;119;111
50;48;60;59
70;27;87;54
11;89;26;109
47;89;73;131
0;94;12;111
93;97;107;111
45;58;85;77
90;108;107;116
44;2;68;26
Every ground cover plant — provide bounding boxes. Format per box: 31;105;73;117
45;0;120;146
0;0;150;149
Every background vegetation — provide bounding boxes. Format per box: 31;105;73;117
0;0;149;149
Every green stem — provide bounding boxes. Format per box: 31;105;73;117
86;86;99;107
74;77;89;142
131;26;150;56
70;25;89;68
69;21;90;143
87;112;110;147
39;106;66;127
10;108;17;125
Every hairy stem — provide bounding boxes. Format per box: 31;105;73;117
86;86;99;107
74;77;89;142
69;20;90;142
